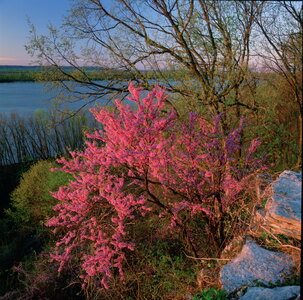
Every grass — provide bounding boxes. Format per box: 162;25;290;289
191;288;228;300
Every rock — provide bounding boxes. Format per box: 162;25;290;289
263;170;301;239
220;239;295;293
239;286;301;300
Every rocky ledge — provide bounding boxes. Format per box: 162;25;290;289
259;170;301;239
219;170;301;300
220;238;296;294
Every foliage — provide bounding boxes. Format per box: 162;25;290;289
192;288;228;300
0;160;79;298
0;161;34;216
250;277;300;289
46;83;264;290
245;74;301;171
254;232;301;252
6;160;71;231
256;1;302;165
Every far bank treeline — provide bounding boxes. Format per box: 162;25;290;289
0;66;188;82
0;66;279;83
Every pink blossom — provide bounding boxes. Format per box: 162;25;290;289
46;83;264;290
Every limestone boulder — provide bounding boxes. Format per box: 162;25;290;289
263;170;301;239
220;239;295;293
239;286;300;300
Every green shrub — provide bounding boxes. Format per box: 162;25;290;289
0;160;72;295
6;160;71;231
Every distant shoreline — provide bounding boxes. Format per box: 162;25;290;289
0;65;135;82
0;65;276;83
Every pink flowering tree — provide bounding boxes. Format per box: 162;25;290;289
46;83;264;289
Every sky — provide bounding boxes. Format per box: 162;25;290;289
0;0;71;65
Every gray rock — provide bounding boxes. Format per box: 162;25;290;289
263;170;301;239
220;239;294;293
239;286;301;300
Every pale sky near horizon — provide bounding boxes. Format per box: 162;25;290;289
0;0;71;65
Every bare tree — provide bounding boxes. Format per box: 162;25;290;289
0;111;99;166
256;1;302;165
26;0;263;129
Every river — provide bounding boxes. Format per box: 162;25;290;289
0;82;58;113
0;81;116;114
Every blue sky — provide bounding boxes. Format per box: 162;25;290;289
0;0;71;65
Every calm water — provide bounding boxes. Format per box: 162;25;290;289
0;82;56;113
0;81;115;114
0;80;169;115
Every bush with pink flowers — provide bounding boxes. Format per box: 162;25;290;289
46;83;265;290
